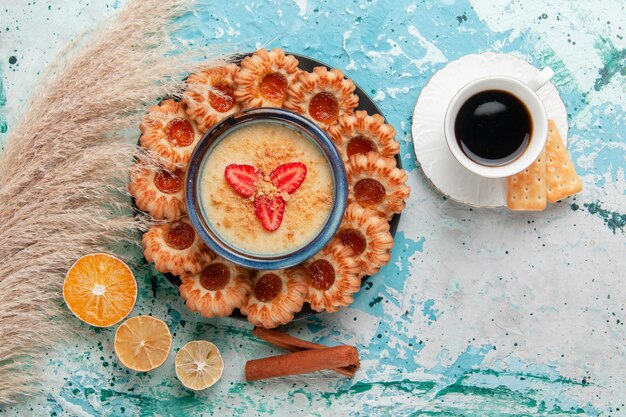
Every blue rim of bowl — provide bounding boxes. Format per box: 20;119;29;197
185;107;348;270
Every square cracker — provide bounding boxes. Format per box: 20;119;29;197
546;119;582;202
507;147;547;211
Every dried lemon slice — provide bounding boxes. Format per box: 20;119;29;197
63;253;137;327
114;316;172;372
175;340;224;390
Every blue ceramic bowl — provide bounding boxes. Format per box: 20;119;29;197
185;108;348;270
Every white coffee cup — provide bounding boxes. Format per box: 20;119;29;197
444;67;554;178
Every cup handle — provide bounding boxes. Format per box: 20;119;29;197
527;67;555;91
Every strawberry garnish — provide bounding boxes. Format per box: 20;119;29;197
254;195;285;231
270;162;307;194
224;164;260;198
225;161;308;231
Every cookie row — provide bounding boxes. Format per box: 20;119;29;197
131;48;410;328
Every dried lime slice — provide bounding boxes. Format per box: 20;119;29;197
114;316;172;372
175;340;224;390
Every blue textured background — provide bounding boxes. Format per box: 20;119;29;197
0;1;625;416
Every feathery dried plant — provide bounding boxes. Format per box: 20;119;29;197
0;0;223;405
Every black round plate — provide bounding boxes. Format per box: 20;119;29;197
159;52;401;320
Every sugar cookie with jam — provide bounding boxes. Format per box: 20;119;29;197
328;110;400;163
304;240;361;313
179;257;252;317
346;152;410;220
142;218;213;276
184;64;240;132
140;99;202;168
335;203;394;276
235;48;301;109
241;268;308;328
129;164;186;220
284;66;358;129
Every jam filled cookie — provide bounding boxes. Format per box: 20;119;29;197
241;268;308;328
328;110;400;163
304;240;361;313
139;99;202;168
284;66;359;129
184;64;240;132
234;48;301;108
336;203;394;276
142;217;213;276
179;257;252;318
129;164;186;220
346;152;410;220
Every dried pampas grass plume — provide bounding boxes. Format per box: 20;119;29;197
0;0;223;405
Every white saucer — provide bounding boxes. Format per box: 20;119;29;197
411;53;568;208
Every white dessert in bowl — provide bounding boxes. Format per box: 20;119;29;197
185;108;347;270
200;122;334;255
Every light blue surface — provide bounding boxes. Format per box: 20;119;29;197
0;0;625;416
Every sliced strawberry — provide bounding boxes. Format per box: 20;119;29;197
224;164;260;198
254;195;285;231
270;162;307;194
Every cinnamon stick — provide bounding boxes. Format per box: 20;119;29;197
245;345;360;381
268;341;356;378
252;328;358;377
253;327;332;351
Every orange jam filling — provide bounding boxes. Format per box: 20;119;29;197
165;118;195;147
200;263;230;291
354;178;385;206
154;169;184;194
308;259;336;291
209;82;236;112
254;273;282;302
347;135;376;157
337;228;367;255
259;72;288;103
165;222;195;250
309;92;339;123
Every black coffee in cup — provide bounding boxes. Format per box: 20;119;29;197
454;90;532;166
